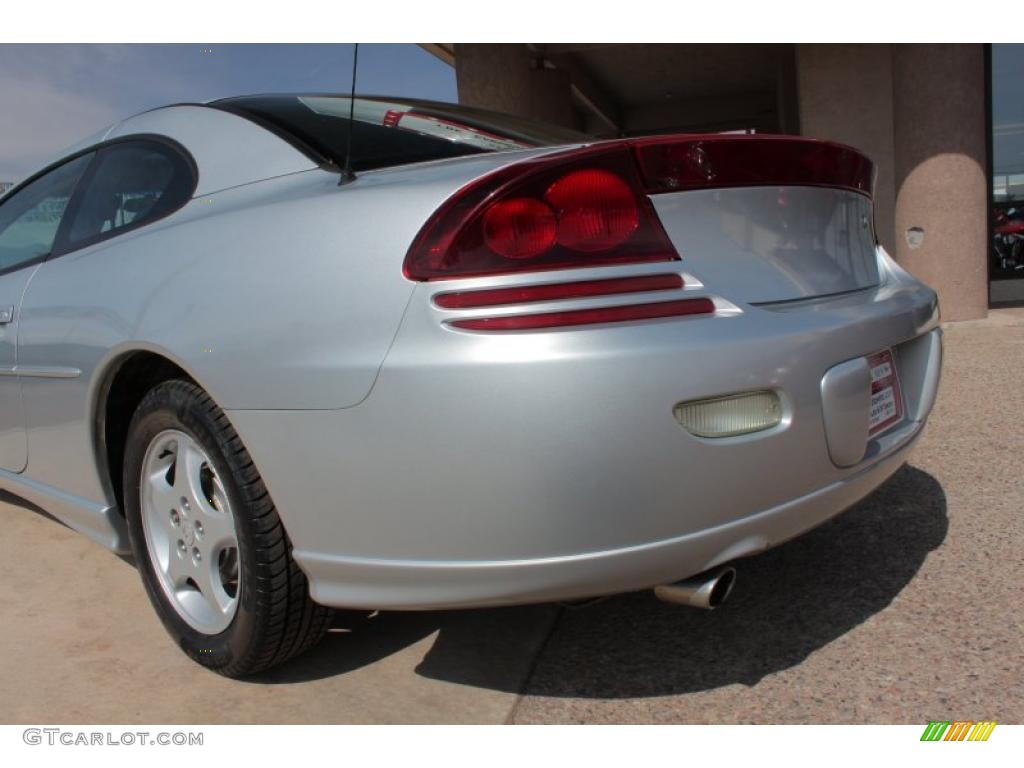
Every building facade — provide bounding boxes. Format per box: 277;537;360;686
423;43;1008;321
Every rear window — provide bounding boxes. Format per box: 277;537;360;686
213;95;591;172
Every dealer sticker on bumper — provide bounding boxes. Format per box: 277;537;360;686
867;349;904;436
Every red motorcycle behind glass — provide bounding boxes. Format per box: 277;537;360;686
994;205;1024;272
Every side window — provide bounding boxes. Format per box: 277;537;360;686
0;153;93;273
64;141;194;249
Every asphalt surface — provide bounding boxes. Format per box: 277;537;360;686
1;311;1021;723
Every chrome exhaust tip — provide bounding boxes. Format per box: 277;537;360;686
653;566;737;610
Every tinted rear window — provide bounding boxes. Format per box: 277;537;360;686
213;95;590;172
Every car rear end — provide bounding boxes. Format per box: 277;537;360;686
218;98;942;609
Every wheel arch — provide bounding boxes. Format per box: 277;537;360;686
91;344;204;515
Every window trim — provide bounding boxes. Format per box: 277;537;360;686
0;253;45;280
50;134;198;258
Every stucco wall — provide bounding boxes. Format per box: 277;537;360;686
892;44;988;321
796;44;897;257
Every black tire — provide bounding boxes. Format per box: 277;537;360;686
123;379;332;677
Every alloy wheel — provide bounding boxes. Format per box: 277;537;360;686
139;429;240;634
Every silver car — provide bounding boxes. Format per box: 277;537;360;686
0;94;942;676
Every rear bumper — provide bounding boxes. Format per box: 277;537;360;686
292;426;918;609
227;255;941;610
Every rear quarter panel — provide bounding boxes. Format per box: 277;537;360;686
16;148;564;504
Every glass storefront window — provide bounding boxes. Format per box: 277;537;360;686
991;45;1024;288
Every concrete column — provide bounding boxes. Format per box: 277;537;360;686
892;44;988;321
796;44;897;254
454;44;579;130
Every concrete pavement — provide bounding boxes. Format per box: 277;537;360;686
1;311;1021;723
0;504;556;722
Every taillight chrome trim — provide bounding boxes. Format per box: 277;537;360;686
448;297;717;332
433;273;685;310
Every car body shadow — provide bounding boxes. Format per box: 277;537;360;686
251;464;947;696
1;489;66;525
507;464;948;698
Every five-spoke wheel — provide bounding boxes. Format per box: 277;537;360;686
140;430;240;634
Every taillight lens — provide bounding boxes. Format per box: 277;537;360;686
631;135;873;195
481;197;557;259
546;169;639;252
403;146;679;281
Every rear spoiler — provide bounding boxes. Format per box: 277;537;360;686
626;134;874;198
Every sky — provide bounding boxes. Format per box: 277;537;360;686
0;43;457;182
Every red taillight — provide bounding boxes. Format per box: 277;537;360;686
403;135;873;283
546;169;639;252
403;146;679;281
481;197;557;259
631;135;874;195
